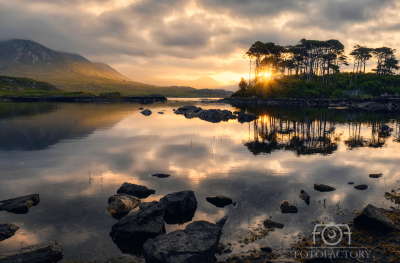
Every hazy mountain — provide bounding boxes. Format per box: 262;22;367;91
139;76;222;89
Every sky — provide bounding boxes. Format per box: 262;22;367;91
1;0;400;86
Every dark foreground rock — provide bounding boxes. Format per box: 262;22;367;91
369;173;383;178
107;194;141;219
0;240;63;263
354;184;369;190
280;201;298;213
353;204;397;231
151;173;170;178
117;183;155;198
159;190;197;224
110;201;165;253
0;194;40;214
140;109;152;116
263;219;284;229
215;215;229;228
0;223;20;241
314;183;336;192
299;190;310;205
143;220;222;263
206;195;233;208
175;106;237;123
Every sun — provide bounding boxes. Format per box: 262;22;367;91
262;71;272;79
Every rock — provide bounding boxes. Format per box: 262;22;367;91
215;215;229;228
356;101;386;111
354;184;368;190
279;200;298;213
217;242;232;254
206;195;233;208
110;201;165;253
266;258;296;263
235;111;257;123
369;173;383;178
151;174;170;178
263;219;284;229
0;194;40;214
232;201;238;208
0;223;20;241
138;107;144;110
380;125;390;132
140;109;152;116
160;190;197;224
353;204;397;231
157;112;164;114
174;106;237;123
143;220;222;263
299;190;310;205
117;182;155;198
260;246;272;253
348;182;355;185
0;240;63;263
107;194;141;219
314;183;336;192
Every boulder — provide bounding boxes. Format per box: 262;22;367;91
117;183;155;198
215;215;229;228
260;246;272;253
263;219;284;229
0;223;20;241
0;194;40;214
353;204;397;232
369;173;383;178
110;201;165;253
314;183;336;192
159;190;197;224
299;190;310;205
235;111;257;123
151;174;170;178
279;201;298;213
354;184;369;190
0;240;63;263
143;220;222;263
140;109;152;116
107;194;141;219
206;195;233;208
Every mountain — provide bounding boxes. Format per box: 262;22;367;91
139;76;222;89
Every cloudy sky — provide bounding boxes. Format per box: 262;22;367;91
1;0;400;85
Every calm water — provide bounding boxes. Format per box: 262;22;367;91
0;100;400;262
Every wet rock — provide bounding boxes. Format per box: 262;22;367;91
151;174;170;178
369;173;383;178
260;246;272;253
206;195;233;208
299;190;310;205
138;107;144;110
266;258;297;263
234;111;257;123
215;215;229;228
159;190;197;224
0;194;40;214
174;106;237;123
280;201;298;213
354;184;369;190
117;182;155;198
232;200;238;208
314;183;336;192
263;219;284;229
0;224;20;241
110;201;165;253
143;220;222;263
140;109;152;116
348;182;355;185
0;240;63;263
107;194;141;219
157;112;164;114
353;204;396;232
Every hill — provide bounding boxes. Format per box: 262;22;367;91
140;76;223;89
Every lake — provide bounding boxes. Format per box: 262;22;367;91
0;99;399;262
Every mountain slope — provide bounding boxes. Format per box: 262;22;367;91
138;76;223;89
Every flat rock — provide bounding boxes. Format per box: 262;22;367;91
117;182;155;198
0;194;40;214
0;240;63;263
299;190;310;205
159;190;197;224
140;109;152;116
314;183;336;192
0;223;20;241
110;201;165;253
369;173;383;178
354;184;369;190
151;174;170;178
107;194;141;219
279;201;298;213
263;219;284;229
353;204;397;232
206;195;233;208
143;220;222;263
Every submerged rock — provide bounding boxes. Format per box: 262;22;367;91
314;183;336;192
369;173;383;178
279;201;298;213
117;182;155;199
143;220;222;263
206;195;233;208
107;194;141;219
353;204;396;231
159;190;197;224
263;219;284;229
110;201;165;253
299;190;310;205
151;174;170;178
0;224;20;241
0;194;40;214
140;109;152;116
354;184;369;190
0;240;63;263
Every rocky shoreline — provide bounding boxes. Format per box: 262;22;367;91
0;96;167;103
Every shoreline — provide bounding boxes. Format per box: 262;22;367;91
0;96;167;103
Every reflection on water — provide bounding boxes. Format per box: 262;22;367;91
0;101;400;262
